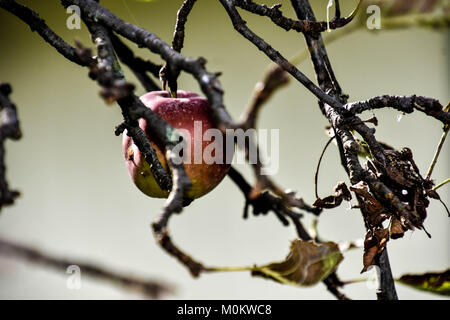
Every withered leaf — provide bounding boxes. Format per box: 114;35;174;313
362;228;389;273
350;181;390;226
390;216;407;239
367;147;431;231
425;189;441;200
397;269;450;296
313;182;352;209
251;239;343;287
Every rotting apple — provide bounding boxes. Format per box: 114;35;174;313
123;90;232;200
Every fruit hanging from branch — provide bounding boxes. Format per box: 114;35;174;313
123;90;231;200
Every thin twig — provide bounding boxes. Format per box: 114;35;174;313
426;128;449;180
314;136;335;199
234;0;361;34
161;0;198;96
171;0;197;52
346;95;449;126
151;229;206;278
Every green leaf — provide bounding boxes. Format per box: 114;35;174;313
397;269;450;296
444;103;450;113
356;138;372;159
251;239;344;287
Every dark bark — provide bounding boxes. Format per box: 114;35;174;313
0;83;21;210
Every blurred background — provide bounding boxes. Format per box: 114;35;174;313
0;0;448;299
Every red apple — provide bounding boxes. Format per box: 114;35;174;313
123;90;231;200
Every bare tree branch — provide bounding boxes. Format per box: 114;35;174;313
234;0;360;34
345;95;449;125
160;0;198;96
171;0;198;53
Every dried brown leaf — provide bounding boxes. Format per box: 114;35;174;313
362;228;389;273
390;216;406;239
313;182;352;209
350;181;390;226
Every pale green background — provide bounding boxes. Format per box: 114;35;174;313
0;0;448;299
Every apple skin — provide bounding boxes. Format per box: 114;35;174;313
123;90;231;200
